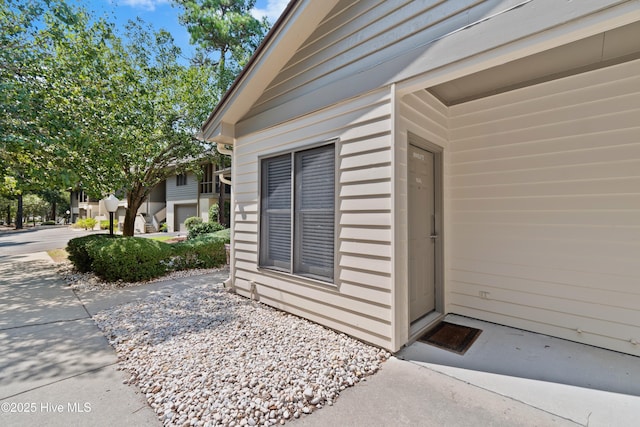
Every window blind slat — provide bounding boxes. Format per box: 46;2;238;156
259;144;335;282
260;155;291;268
295;145;335;280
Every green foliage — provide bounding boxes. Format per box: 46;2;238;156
67;234;227;282
210;228;231;244
67;234;119;273
41;220;56;225
22;194;49;221
172;0;270;96
159;222;168;232
187;221;225;240
184;216;203;230
100;219;118;230
208;203;219;223
89;237;173;282
170;234;227;270
0;0;90;194
2;0;218;236
74;217;97;230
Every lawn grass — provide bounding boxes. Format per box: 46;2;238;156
147;235;175;242
47;248;68;263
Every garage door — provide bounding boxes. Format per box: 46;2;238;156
174;204;197;232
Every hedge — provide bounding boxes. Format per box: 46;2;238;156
187;221;225;240
67;234;121;273
209;228;230;243
169;235;227;271
67;233;228;282
88;237;173;282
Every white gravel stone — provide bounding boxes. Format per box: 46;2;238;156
92;283;390;426
57;260;225;292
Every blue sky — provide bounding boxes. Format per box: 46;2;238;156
81;0;289;60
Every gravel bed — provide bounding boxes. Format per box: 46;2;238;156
93;285;390;426
56;261;226;292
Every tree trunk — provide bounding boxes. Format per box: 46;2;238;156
51;201;56;221
16;194;23;229
122;188;146;237
6;204;10;225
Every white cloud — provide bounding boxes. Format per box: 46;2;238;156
119;0;170;12
251;0;289;24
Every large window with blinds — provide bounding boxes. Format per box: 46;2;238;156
259;143;335;282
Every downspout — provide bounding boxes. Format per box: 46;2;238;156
218;173;232;186
215;142;234;289
197;169;201;224
216;142;233;156
196;133;235;289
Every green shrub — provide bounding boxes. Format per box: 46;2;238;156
89;237;173;282
187;221;225;240
208;204;219;222
210;228;231;243
170;235;227;271
67;234;120;273
41;220;56;226
100;219;118;230
184;216;203;231
74;217;98;230
159;222;168;232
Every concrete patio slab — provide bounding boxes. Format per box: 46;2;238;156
297;356;577;427
398;314;640;396
398;314;640;426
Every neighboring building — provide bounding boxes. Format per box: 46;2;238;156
166;162;231;232
69;181;166;233
69;189;99;224
199;0;640;356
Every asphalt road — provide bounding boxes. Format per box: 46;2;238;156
0;226;98;258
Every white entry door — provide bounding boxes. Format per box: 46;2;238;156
409;143;437;322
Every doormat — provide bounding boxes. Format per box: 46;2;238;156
418;322;482;355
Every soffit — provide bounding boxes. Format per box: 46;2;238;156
429;19;640;105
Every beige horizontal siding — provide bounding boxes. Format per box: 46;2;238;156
394;88;450;348
447;59;640;355
232;88;395;350
233;277;391;349
239;0;529;135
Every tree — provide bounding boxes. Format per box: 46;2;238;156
3;0;219;236
39;188;68;221
1;0;89;228
22;194;49;225
172;0;270;226
57;19;219;236
173;0;269;96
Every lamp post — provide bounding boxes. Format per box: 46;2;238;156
103;194;119;237
65;210;70;225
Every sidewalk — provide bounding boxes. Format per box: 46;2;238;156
0;252;159;426
0;253;225;427
1;252;638;426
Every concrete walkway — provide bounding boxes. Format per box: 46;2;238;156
0;252;225;427
2;252;638;426
0;252;158;426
